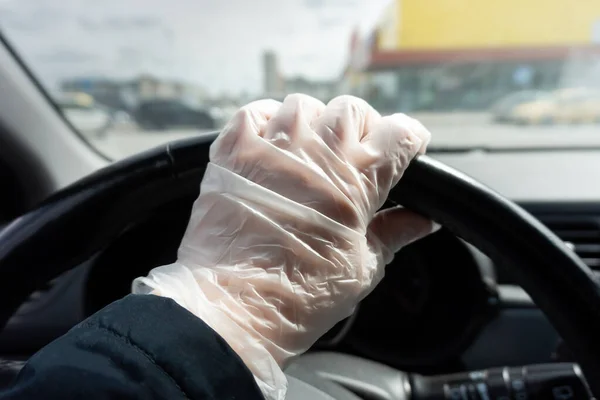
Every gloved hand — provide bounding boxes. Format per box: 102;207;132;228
133;94;437;400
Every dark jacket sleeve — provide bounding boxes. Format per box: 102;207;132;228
0;294;264;400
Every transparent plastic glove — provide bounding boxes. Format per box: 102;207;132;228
132;94;437;400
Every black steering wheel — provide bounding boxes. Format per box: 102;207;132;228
1;134;600;396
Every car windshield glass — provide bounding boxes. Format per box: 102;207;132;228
1;0;600;158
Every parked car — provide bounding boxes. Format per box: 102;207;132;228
552;91;600;124
507;88;600;125
490;90;548;123
134;100;216;130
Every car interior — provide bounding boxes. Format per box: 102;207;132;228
2;6;600;400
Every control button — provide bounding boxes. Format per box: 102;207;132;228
525;364;591;399
446;384;467;400
475;382;490;400
509;367;528;400
485;368;510;400
445;383;480;400
469;371;487;381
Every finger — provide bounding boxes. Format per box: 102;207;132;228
245;98;283;122
367;206;440;265
312;95;380;154
210;99;281;162
403;115;431;155
360;113;429;160
353;114;432;204
263;94;326;146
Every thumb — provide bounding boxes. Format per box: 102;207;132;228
367;206;440;265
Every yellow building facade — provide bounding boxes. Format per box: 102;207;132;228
376;0;600;51
346;0;600;112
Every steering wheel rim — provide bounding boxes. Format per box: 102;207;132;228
0;134;599;395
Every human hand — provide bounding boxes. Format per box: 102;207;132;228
133;94;437;400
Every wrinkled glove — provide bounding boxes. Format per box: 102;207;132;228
133;94;437;400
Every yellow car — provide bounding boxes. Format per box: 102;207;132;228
509;88;600;125
510;98;557;125
62;91;96;108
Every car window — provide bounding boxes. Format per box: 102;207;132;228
2;0;600;158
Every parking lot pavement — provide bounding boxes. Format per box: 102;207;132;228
87;113;600;159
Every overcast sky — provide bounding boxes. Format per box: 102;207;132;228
0;0;390;95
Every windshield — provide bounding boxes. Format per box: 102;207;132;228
2;0;600;158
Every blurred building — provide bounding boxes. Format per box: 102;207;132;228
61;75;207;111
262;50;336;101
133;75;185;100
343;0;600;112
263;51;283;96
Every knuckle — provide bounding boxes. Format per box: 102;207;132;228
284;93;316;104
319;112;346;135
328;94;367;108
266;95;325;142
282;94;325;113
323;95;377;141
